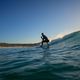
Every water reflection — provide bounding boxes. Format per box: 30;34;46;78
42;47;50;65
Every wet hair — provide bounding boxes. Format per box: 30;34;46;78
41;33;44;35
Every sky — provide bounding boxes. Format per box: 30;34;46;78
0;0;80;43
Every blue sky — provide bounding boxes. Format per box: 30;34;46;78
0;0;80;43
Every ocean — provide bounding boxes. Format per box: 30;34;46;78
0;31;80;80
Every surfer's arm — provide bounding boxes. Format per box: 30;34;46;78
41;36;44;41
41;36;43;39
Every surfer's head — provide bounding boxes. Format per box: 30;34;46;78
41;33;44;35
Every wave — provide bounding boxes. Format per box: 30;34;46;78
50;31;80;48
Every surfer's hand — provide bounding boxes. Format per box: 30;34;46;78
41;36;42;38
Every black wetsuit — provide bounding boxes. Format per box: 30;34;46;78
41;34;49;42
41;33;49;47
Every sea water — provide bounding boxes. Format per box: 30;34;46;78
0;31;80;80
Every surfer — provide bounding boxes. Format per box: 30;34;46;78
41;33;49;47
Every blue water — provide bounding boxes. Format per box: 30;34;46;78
0;31;80;80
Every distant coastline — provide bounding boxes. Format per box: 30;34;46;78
0;43;40;48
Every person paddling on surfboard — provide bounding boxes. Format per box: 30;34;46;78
41;33;49;47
